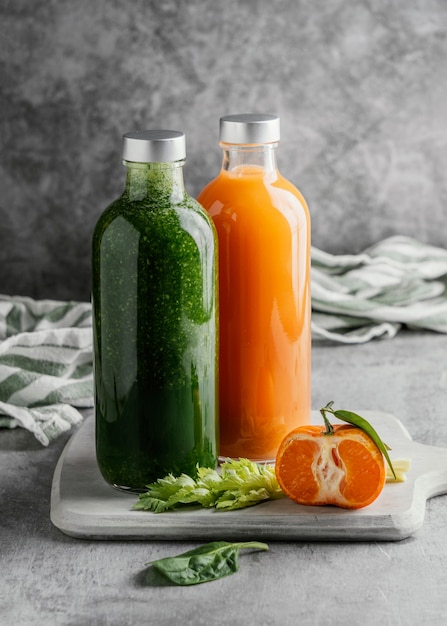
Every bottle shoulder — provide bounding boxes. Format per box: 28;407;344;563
197;169;309;218
93;193;216;242
273;173;310;213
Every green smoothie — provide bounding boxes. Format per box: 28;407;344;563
92;133;218;492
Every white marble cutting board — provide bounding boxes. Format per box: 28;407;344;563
50;411;447;541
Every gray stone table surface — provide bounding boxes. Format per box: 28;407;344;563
1;331;447;626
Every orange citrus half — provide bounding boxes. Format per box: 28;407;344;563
275;424;387;509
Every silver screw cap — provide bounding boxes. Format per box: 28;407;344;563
122;130;186;163
219;114;280;144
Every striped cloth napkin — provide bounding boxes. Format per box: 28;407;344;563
2;235;447;444
0;295;93;445
311;235;447;343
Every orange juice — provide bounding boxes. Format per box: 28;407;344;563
198;114;311;461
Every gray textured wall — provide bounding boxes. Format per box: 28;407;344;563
1;0;446;301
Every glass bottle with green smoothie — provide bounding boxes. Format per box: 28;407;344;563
92;130;218;492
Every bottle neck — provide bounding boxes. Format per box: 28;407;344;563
124;160;186;203
220;142;279;178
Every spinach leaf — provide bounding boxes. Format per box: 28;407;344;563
149;541;269;586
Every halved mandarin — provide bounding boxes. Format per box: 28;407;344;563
275;424;387;509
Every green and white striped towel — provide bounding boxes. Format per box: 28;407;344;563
2;235;447;444
311;235;447;343
0;295;93;445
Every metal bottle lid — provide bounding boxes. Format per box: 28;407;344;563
122;130;186;162
219;114;280;144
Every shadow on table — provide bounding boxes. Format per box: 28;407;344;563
135;566;174;588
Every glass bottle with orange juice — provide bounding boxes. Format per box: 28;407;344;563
197;114;311;462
